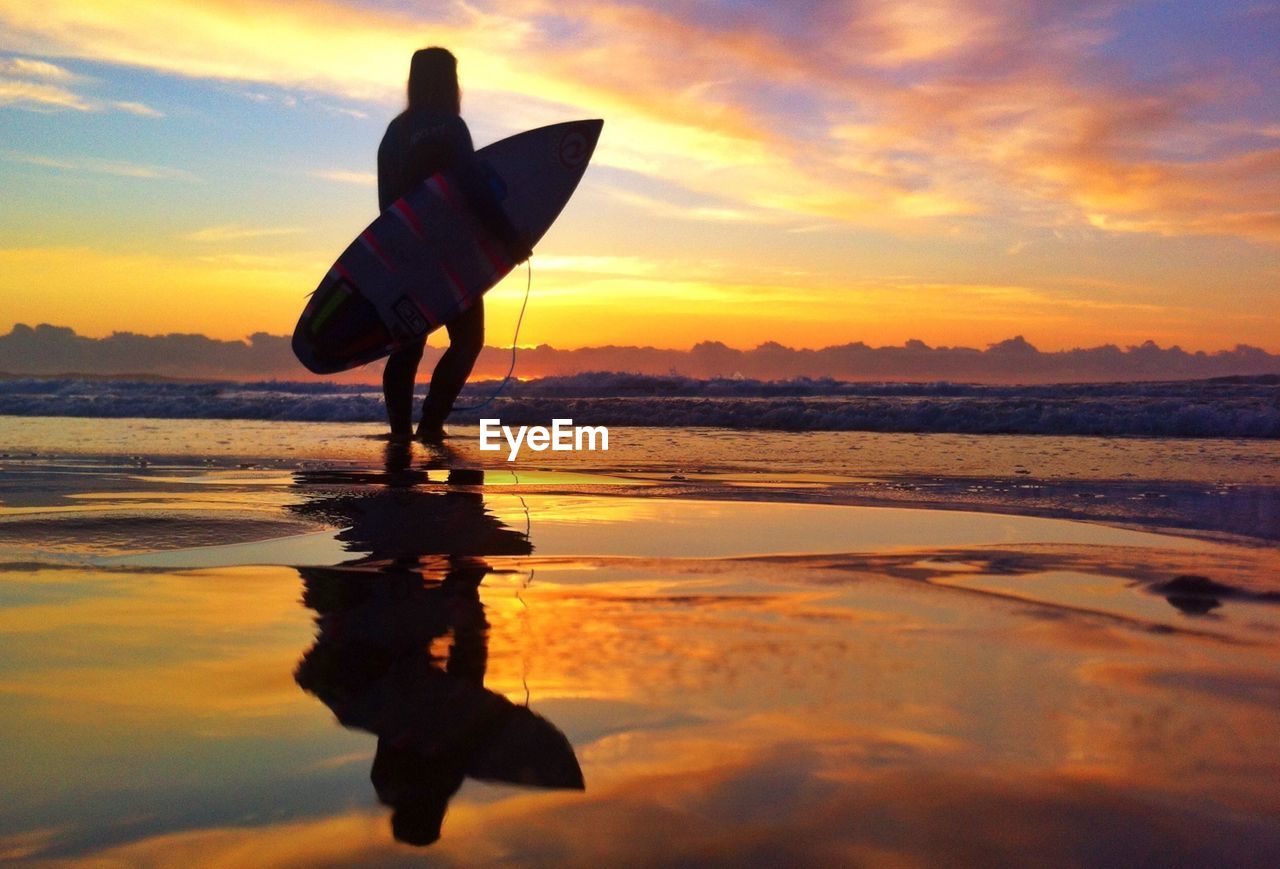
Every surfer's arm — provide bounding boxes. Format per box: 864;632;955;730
376;125;400;213
448;119;531;261
455;163;526;254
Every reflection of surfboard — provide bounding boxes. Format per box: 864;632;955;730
293;119;603;374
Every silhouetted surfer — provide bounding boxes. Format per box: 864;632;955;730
379;48;531;441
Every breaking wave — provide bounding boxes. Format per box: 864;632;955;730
0;373;1276;437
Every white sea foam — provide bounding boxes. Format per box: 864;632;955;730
0;374;1276;437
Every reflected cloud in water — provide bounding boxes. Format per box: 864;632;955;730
291;441;583;847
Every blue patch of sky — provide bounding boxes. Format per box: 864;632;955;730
1035;2;1279;163
527;11;591;45
1;56;396;249
721;78;839;144
1103;1;1278;117
347;0;473;25
1105;1;1275;76
670;0;839;40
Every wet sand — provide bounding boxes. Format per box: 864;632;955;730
1;422;1278;865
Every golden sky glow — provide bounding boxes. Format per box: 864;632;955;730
1;0;1277;353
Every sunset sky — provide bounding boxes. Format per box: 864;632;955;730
1;0;1277;353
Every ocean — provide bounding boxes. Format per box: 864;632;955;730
2;373;1277;436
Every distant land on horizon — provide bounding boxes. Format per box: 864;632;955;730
3;323;1278;386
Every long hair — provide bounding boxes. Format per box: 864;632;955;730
407;47;460;115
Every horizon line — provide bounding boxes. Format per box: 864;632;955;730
5;322;1278;357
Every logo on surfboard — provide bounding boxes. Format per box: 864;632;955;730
558;129;590;170
392;296;429;336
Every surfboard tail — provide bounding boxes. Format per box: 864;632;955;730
293;275;390;374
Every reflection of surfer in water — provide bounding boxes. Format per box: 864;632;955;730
295;561;583;846
379;48;531;442
291;449;582;846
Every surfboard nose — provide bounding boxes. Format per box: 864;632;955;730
549;119;603;175
579;118;603;150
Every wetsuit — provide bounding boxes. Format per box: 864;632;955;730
377;109;524;437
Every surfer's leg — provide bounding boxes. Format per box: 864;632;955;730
383;338;426;436
418;299;484;438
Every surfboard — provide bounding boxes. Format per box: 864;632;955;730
293;119;603;374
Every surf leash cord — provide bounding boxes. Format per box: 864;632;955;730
453;257;532;412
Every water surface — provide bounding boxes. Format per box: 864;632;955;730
1;432;1278;865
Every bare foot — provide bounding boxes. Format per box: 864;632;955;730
415;425;447;443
